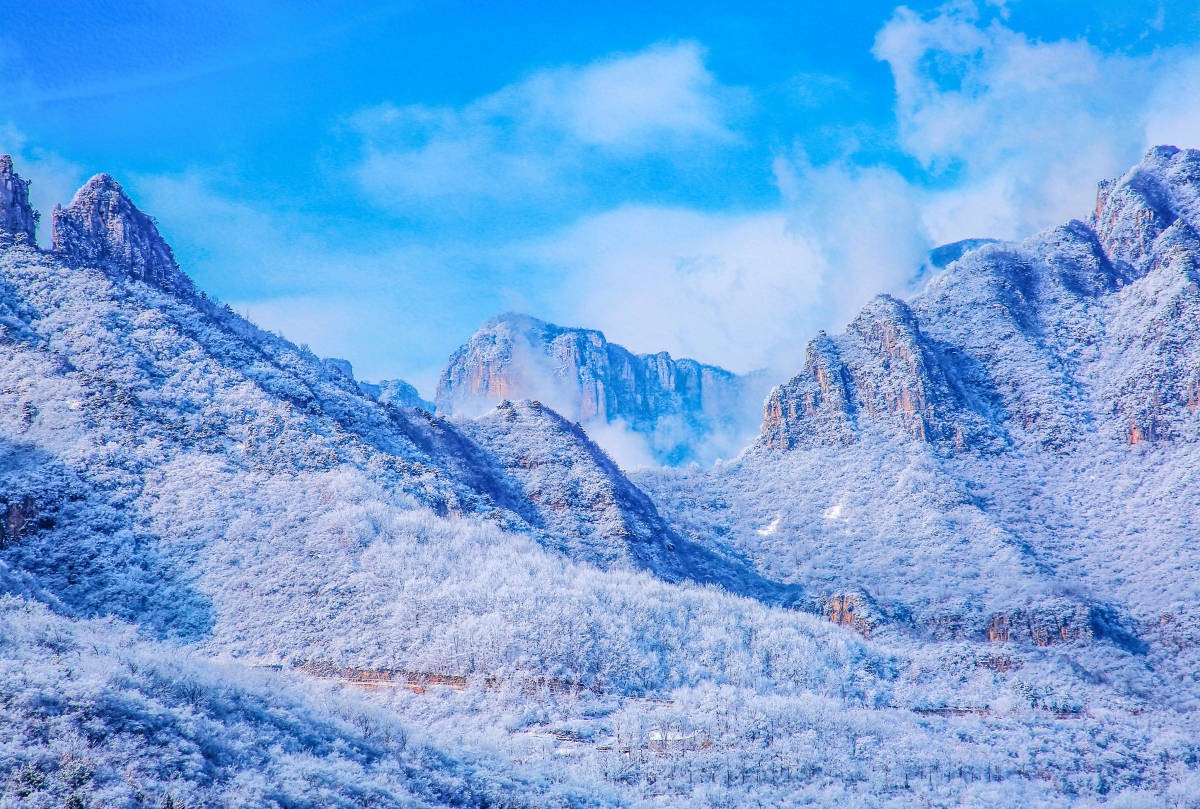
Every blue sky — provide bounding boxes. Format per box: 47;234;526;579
3;1;1200;391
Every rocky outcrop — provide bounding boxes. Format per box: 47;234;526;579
52;174;194;296
360;378;434;411
0;156;38;244
821;590;878;637
984;601;1141;651
763;295;996;451
762;332;854;449
1092;145;1197;272
438;313;757;465
0;496;38;546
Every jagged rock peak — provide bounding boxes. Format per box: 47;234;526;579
0;155;39;244
1092;145;1200;270
762;331;854;450
762;294;997;452
52;173;195;296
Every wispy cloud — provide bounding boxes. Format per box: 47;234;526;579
870;3;1173;242
350;42;742;216
132;171;501;389
519;205;820;375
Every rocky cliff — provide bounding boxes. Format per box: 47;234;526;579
52;174;195;296
437;313;759;466
0;156;38;244
763;294;997;452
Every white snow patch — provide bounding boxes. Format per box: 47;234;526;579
756;515;782;535
824;497;847;522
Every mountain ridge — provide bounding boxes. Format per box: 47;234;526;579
437;311;765;466
640;144;1200;661
4;147;1200;805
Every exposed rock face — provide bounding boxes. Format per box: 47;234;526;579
0;496;38;546
763;295;996;451
438;313;758;465
822;590;877;637
762;332;854;449
0;156;38;244
52;174;194;295
984;602;1140;650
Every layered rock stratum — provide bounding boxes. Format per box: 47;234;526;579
437;312;761;465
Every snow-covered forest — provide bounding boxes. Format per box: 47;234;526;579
4;147;1200;808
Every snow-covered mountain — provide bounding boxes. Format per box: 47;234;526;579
358;374;435;411
644;144;1200;656
0;164;782;618
5;148;1200;806
437;312;765;466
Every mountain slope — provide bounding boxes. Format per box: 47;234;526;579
643;145;1200;660
0;158;801;643
5;151;1200;806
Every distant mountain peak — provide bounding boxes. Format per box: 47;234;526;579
437;312;763;466
0;155;39;245
52;173;195;296
927;238;998;270
359;377;434;411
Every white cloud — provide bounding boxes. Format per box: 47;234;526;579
520;205;821;375
869;4;1169;243
516;43;733;150
537;5;1200;382
773;153;929;324
584;420;659;471
350;42;737;211
712;1;1200;363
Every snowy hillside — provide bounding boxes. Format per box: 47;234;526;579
3;148;1200;807
641;145;1200;702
